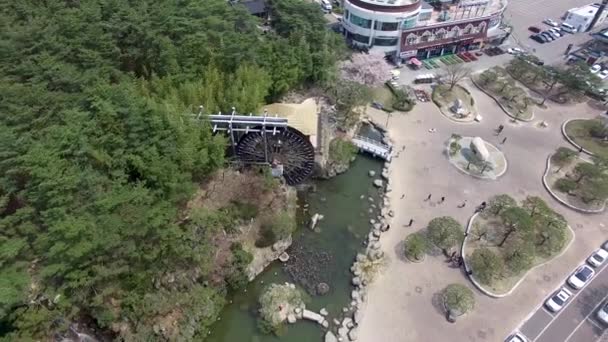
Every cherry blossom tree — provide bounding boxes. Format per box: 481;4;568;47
339;52;393;87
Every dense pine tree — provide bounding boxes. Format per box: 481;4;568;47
0;0;343;339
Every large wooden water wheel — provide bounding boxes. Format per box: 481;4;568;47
235;127;315;185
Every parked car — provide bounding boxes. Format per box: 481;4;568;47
588;249;608;267
529;26;541;33
598;302;608;324
561;22;577;33
507;47;525;55
568;265;595;289
590;65;602;73
541;32;554;41
600;70;608;80
543;18;559;27
603;241;608;250
320;0;332;12
505;332;528;342
545;31;559;40
549;28;562;37
545;287;573;312
531;34;547;43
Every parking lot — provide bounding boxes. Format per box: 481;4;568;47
516;258;608;342
505;0;601;64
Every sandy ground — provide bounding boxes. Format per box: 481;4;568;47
357;81;608;342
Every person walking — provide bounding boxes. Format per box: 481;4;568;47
497;124;504;134
401;194;405;199
439;196;445;204
408;218;414;227
425;193;432;201
501;136;507;144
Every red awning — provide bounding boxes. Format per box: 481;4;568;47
409;57;422;66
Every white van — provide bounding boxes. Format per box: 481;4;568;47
560;23;577;33
321;0;332;12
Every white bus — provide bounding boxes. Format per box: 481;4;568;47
560;23;577;33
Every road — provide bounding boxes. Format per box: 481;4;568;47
518;259;608;342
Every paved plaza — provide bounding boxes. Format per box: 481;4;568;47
357;78;608;342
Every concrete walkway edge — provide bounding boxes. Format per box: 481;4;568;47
560;118;596;157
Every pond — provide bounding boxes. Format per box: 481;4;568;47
207;155;383;342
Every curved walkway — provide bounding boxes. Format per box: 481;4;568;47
356;92;606;342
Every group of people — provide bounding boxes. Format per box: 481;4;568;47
448;251;463;268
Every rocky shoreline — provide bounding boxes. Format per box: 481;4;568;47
325;129;395;342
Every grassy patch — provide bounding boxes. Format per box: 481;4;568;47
546;156;608;210
466;215;573;294
465;195;573;295
564;119;608;159
329;138;357;165
432;84;476;118
475;68;535;121
371;86;395;109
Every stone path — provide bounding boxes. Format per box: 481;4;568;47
357;82;608;342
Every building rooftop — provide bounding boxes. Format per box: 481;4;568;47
261;98;319;147
415;0;506;28
358;0;419;6
569;3;600;16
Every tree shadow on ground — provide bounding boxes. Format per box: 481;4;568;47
431;290;447;319
576;284;608;319
393;239;409;263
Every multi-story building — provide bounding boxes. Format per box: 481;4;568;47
342;0;509;62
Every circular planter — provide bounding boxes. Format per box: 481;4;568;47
446;137;508;180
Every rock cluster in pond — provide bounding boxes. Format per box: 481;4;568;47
283;242;332;296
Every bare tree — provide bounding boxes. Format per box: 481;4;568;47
339;52;393;87
441;64;471;91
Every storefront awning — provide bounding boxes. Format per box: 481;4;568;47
409;57;422;66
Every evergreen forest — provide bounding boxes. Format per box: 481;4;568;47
0;0;344;339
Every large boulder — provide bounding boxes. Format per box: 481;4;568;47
354;310;363;324
287;314;297;324
338;326;349;339
325;331;338;342
470;137;490;162
373;179;383;187
348;328;359;341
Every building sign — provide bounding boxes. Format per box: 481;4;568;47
399;50;417;58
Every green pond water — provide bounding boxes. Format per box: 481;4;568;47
207;155;383;342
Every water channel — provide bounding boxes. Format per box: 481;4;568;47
207;154;383;342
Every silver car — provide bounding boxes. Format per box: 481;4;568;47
598;302;608;324
505;332;528;342
545;287;573;312
588;248;608;267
